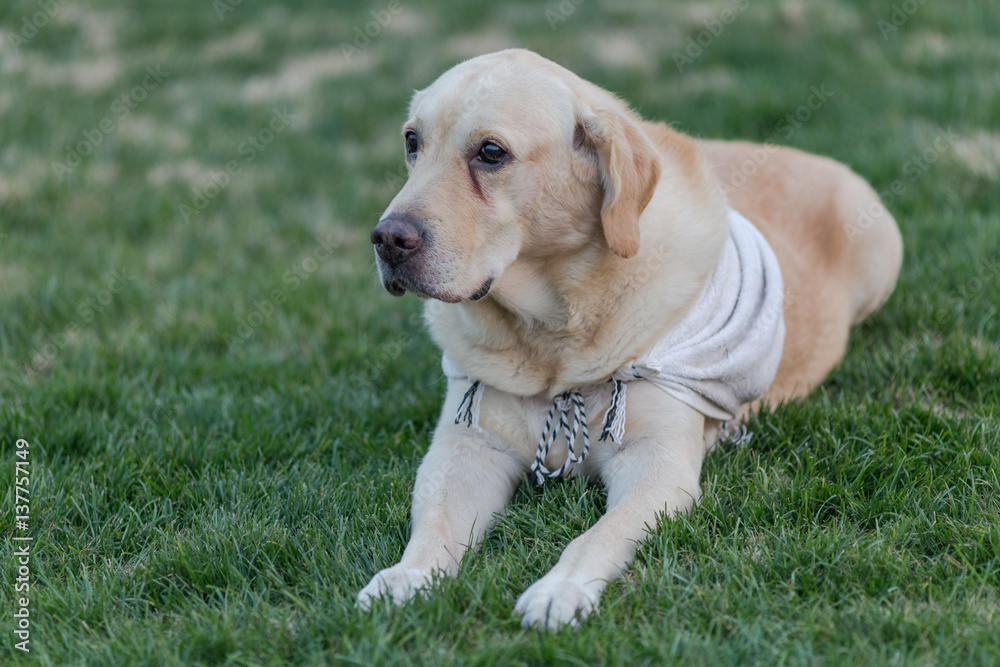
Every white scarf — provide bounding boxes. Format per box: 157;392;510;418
444;208;785;484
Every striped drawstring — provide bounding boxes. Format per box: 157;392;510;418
599;378;626;443
454;380;484;429
530;391;589;486
718;419;754;446
454;378;629;486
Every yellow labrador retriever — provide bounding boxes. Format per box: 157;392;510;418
357;49;902;628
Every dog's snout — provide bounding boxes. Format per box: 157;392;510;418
371;214;425;265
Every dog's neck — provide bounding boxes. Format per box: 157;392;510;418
486;261;570;330
426;237;696;398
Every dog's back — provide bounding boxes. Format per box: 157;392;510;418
701;140;903;403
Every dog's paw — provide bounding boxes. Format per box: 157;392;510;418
356;565;433;610
514;575;602;629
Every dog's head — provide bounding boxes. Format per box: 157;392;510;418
371;49;661;304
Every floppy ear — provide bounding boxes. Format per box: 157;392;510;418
575;104;661;259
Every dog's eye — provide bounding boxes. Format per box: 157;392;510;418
477;142;506;165
405;131;418;156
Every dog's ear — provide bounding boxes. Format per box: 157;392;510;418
574;102;661;259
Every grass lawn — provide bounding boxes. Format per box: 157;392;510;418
1;0;998;664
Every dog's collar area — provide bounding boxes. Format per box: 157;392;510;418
452;376;753;486
453;378;625;485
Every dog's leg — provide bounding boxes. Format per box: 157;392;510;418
357;383;527;609
515;387;706;629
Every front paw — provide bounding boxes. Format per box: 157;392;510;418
356;565;434;610
514;575;602;629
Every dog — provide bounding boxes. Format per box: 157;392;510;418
357;49;902;629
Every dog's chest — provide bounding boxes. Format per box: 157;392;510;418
517;383;617;474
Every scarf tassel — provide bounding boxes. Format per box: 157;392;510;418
454;380;484;430
599;378;627;444
530;391;590;486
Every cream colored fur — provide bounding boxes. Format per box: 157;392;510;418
358;49;903;629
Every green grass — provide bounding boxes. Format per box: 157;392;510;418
1;0;998;664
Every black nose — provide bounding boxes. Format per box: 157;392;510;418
371;214;424;265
